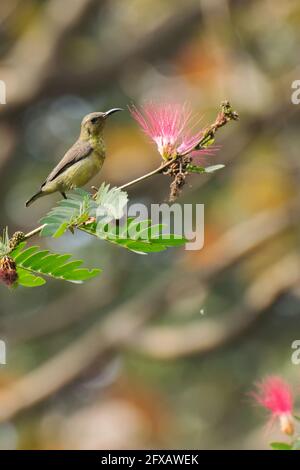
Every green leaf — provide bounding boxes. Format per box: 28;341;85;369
51;260;83;276
38;254;72;272
186;164;205;174
9;241;27;258
270;442;292;450
14;246;40;264
204;164;225;173
196;135;215;149
21;250;49;268
17;268;46;287
133;223;164;240
187;164;225;174
126;240;167;253
11;242;101;286
53;222;69;238
40;189;95;238
151;235;187;246
37;187;186;256
62;268;101;282
68;188;91;200
82;218;186;254
95;183;128;221
294;415;300;422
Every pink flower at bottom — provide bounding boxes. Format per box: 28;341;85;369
129;102;212;160
252;376;295;436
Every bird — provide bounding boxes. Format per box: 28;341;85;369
25;108;123;207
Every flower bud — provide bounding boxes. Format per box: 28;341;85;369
279;413;295;436
8;231;25;251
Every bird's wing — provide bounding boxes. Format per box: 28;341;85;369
42;140;93;187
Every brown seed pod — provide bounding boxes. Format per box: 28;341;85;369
162;155;191;202
0;256;18;287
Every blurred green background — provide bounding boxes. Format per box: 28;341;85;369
0;0;300;450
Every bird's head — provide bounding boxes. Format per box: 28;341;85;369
81;108;123;138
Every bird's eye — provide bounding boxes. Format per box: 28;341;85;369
91;117;98;124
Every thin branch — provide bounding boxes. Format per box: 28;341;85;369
119;159;173;191
24;225;45;240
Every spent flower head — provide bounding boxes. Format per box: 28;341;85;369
252;376;295;436
129;102;213;160
0;256;18;287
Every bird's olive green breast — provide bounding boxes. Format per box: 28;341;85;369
90;133;106;156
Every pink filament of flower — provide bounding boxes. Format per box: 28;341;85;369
253;376;293;416
130;103;209;159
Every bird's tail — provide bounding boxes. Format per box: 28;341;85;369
25;190;43;207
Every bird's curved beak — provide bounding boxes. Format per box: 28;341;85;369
104;108;123;118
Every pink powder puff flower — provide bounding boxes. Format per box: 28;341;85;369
129;102;214;161
252;376;295;436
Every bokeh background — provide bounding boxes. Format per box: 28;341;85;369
0;0;300;450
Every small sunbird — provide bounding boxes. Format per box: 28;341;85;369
26;108;123;207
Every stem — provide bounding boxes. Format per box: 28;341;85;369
24;225;45;240
119;159;173;190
